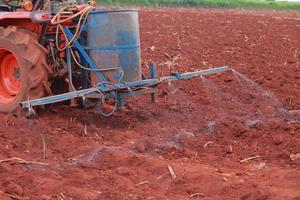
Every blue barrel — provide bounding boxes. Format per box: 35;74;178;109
86;9;141;83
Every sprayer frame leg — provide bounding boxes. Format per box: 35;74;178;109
149;62;157;103
116;87;158;109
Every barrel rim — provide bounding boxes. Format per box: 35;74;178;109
90;8;139;14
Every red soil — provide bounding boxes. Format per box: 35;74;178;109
0;8;300;200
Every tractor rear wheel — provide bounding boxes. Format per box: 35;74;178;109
0;26;50;113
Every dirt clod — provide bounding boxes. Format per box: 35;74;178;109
232;123;249;137
272;135;283;145
135;142;147;153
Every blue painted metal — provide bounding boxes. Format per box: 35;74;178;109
21;88;97;107
20;66;231;109
149;63;157;79
86;9;141;83
149;63;157;102
79;36;89;89
64;28;107;82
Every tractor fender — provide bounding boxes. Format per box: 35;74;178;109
0;11;32;21
0;12;48;34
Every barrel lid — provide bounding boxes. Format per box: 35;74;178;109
90;8;139;14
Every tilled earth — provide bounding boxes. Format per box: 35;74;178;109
0;8;300;200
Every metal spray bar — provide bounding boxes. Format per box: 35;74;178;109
20;66;231;108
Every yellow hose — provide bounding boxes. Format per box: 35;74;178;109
52;5;94;51
51;5;93;25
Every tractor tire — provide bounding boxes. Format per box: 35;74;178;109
0;26;50;114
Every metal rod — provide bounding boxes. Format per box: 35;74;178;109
21;88;97;108
66;48;76;92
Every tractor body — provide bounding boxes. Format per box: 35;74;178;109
0;0;230;116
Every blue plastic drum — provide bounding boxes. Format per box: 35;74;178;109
87;9;141;83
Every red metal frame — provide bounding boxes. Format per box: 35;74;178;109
0;4;90;103
0;12;42;34
0;8;83;35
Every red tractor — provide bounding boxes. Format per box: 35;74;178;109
0;0;96;114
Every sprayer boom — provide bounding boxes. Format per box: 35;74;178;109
21;66;231;109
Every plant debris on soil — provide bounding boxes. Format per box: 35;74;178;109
0;8;300;200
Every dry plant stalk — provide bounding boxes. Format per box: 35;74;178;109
67;154;84;162
0;157;49;166
40;133;46;160
289;96;293;106
4;115;9;126
83;124;88;137
250;162;266;171
136;181;149;186
95;133;103;141
240;155;260;163
189;192;206;198
58;192;66;200
290;153;300;161
71;117;77;123
203;141;213;148
168;165;177;179
160;54;182;71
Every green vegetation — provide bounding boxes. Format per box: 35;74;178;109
97;0;300;10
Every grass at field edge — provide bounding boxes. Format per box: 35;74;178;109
96;0;300;10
